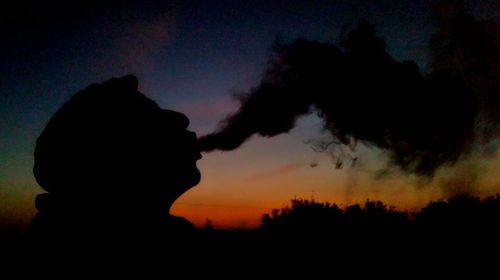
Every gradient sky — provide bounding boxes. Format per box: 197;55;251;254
1;0;499;229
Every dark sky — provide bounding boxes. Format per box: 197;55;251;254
1;0;498;228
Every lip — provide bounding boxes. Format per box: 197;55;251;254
195;152;202;160
187;132;202;160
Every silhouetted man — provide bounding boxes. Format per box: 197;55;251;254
31;75;202;246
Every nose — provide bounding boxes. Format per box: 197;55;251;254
161;109;190;130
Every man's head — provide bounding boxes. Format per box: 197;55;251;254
33;75;201;209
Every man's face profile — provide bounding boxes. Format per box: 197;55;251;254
33;75;202;205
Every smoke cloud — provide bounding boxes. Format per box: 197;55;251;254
199;15;498;176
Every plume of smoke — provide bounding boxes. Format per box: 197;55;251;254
430;0;499;150
200;16;498;177
427;0;500;192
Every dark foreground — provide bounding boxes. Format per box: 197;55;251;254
3;194;500;274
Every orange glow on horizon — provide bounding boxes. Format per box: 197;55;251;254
171;136;500;229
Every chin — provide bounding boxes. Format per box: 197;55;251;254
186;168;202;188
176;166;201;192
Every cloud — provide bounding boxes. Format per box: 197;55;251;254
113;9;176;69
2;1;177;72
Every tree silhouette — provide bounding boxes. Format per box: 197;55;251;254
260;193;500;244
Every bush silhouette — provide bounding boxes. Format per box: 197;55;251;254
260;193;500;243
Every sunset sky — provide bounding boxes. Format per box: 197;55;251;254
1;0;499;229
